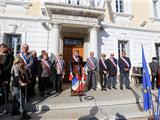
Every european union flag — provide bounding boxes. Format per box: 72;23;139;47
142;47;152;111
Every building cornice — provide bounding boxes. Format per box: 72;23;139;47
0;14;50;21
102;22;160;33
150;17;160;22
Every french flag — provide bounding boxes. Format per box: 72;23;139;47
72;76;85;92
69;61;74;81
69;72;74;81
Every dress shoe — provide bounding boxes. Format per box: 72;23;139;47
113;87;117;89
120;87;123;90
108;87;111;90
126;87;132;90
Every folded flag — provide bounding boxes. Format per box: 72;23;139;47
72;75;85;92
142;46;152;111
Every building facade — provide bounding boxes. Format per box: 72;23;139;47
0;0;160;70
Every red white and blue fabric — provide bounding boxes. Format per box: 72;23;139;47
121;57;130;67
109;58;117;68
41;59;51;73
19;52;30;65
69;72;74;81
101;59;107;69
73;56;78;62
72;75;85;92
88;57;94;68
56;57;63;72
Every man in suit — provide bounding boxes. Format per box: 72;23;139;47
86;52;98;91
55;53;65;93
72;50;83;75
118;51;131;90
149;57;159;90
99;54;108;91
106;53;117;90
17;44;33;100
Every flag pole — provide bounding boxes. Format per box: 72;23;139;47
149;110;153;120
149;88;155;119
142;46;155;119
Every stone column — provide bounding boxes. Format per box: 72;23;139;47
89;26;98;58
49;22;61;62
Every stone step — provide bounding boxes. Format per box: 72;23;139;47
26;87;159;111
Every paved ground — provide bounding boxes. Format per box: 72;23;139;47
0;84;158;120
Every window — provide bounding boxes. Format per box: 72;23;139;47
68;0;71;4
118;41;129;58
90;0;95;7
77;0;80;5
115;0;124;13
153;0;159;17
3;34;21;56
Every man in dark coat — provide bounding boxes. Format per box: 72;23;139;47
0;43;14;102
149;57;159;90
118;51;131;90
106;53;117;89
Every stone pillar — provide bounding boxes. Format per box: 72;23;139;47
89;26;98;58
49;22;61;62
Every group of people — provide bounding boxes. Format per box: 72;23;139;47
0;43;65;119
0;42;133;119
85;51;131;91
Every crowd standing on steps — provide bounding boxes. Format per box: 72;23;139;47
0;42;160;120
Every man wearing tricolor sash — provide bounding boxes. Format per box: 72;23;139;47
72;50;83;75
17;44;33;100
70;50;84;95
99;53;108;91
18;44;33;70
86;52;98;91
106;53;117;90
55;53;65;93
118;51;131;90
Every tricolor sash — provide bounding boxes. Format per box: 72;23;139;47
19;52;29;65
101;59;107;69
41;59;51;72
121;57;130;68
56;57;63;71
73;56;78;62
109;58;117;68
88;57;95;68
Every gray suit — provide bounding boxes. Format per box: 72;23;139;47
86;57;98;90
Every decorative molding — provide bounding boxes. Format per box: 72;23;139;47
0;2;6;13
1;0;31;15
0;14;50;21
150;17;160;23
114;12;134;20
102;22;160;33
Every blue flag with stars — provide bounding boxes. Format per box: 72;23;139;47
142;46;152;111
